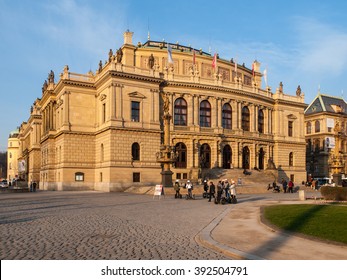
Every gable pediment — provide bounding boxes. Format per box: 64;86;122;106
128;91;146;99
287;114;297;120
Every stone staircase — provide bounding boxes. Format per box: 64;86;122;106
201;168;277;194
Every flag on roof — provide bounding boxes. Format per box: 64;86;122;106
263;68;268;86
212;53;217;69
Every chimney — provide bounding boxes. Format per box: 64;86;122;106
123;30;134;45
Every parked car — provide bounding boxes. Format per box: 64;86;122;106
0;179;8;188
315;177;335;187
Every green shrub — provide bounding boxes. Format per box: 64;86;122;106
320;186;347;201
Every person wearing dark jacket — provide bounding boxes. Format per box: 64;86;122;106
208;181;216;202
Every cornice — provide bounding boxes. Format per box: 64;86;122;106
162;81;274;104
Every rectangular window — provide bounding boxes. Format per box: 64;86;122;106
182;173;188;179
133;172;140;182
131;101;140;122
244;75;252;85
288;121;293;137
75;172;84;181
176;173;181;179
102;103;106;123
100;172;103;182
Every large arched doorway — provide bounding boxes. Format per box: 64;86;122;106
242;146;250;169
200;143;211;168
258;148;265;170
175;142;187;168
222;145;232;169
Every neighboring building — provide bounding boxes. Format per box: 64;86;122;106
305;93;347;179
16;100;42;184
9;30;307;191
7;128;20;182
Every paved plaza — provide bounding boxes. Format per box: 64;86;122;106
0;191;230;260
1;190;346;260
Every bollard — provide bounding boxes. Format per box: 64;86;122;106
299;190;305;201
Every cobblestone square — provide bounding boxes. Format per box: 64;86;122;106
0;191;229;260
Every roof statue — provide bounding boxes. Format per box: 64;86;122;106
279;81;283;93
48;70;54;84
116;48;123;63
42;80;48;93
108;49;113;62
296;85;301;96
148;54;155;69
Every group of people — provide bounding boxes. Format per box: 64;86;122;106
203;179;237;202
268;178;294;193
173;178;237;202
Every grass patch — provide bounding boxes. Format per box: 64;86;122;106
263;204;347;244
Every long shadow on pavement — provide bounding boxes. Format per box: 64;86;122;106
249;204;330;259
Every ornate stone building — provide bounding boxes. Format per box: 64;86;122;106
9;30;307;191
305;93;347;179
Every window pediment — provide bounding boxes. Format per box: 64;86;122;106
287;114;297;120
128;91;146;99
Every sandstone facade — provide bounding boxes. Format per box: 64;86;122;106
9;31;307;191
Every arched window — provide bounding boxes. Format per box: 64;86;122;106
315;120;320;133
289;152;293;166
306;122;311;134
175;142;187;168
222;103;232;129
200;143;211;168
174;98;187;126
132;142;140;161
200;100;211;127
258;109;264;133
242;106;250;131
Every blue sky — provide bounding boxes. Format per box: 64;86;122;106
1;0;347;151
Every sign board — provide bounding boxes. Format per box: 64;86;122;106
18;160;26;172
327;118;334;128
153;184;163;199
325;137;335;149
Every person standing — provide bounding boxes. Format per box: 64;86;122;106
288;180;294;193
208;181;215;202
186;180;193;198
230;180;237;200
174;180;181;198
281;178;288;193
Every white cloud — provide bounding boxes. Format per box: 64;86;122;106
41;0;127;57
295;17;347;76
